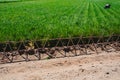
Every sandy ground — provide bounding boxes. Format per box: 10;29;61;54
0;51;120;80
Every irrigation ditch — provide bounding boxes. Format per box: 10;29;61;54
0;35;120;64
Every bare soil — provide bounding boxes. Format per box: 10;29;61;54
0;51;120;80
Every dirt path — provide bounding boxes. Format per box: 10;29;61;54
0;51;120;80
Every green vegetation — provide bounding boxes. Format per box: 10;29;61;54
0;0;120;42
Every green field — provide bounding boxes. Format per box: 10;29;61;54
0;0;120;42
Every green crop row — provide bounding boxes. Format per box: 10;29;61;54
0;0;120;42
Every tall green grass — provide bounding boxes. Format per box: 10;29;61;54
0;0;120;42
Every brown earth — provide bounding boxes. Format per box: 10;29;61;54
0;51;120;80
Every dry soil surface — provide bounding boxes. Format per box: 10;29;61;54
0;51;120;80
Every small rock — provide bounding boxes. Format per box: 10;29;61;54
112;68;118;72
100;62;103;64
106;72;110;75
0;67;4;69
81;69;85;72
79;65;82;67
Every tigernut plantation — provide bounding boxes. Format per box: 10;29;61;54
0;0;120;80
